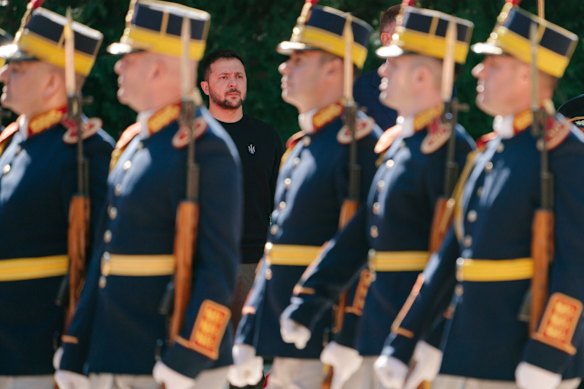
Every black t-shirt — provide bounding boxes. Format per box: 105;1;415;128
219;115;283;263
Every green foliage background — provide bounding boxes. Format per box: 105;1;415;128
1;0;583;140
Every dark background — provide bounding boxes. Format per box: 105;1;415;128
1;0;583;140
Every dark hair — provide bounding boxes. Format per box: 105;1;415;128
380;4;401;32
201;49;245;81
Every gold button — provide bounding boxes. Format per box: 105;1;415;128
303;137;311;147
463;235;472;247
270;225;279;235
467;210;477;223
114;184;122;197
497;143;504;153
385;159;395;168
284;178;292;188
14;145;22;154
372;202;381;215
2;164;10;175
476;187;484;197
279;201;286;210
292;157;300;167
136;142;143;150
370;225;379;238
265;268;272;280
123;160;132;171
109;206;118;220
485;161;493;173
104;230;112;243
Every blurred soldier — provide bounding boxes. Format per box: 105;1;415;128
200;49;284;330
54;1;242;388
228;3;381;389
0;6;113;389
558;94;584;130
375;2;584;389
279;5;475;389
353;4;400;130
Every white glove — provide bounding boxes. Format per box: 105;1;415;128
54;370;90;389
53;347;63;370
403;341;443;389
374;354;408;389
228;344;264;387
515;362;561;389
279;305;311;349
320;342;363;389
153;361;197;389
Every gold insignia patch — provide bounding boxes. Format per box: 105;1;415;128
313;103;343;130
545;118;571;150
533;293;582;355
421;122;451;154
148;104;181;135
374;125;402;154
172;118;207;149
62;118;102;144
337;117;374;144
29;108;66;136
177;300;231;360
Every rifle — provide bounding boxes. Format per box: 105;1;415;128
55;8;90;329
159;16;201;344
528;14;554;336
428;19;461;254
322;12;360;389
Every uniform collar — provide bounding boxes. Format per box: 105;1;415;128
298;102;344;134
398;105;443;138
137;103;181;139
493;100;555;139
19;107;67;140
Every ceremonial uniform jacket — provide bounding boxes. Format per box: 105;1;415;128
387;111;584;380
0;108;113;374
236;102;381;359
285;107;475;356
59;105;242;378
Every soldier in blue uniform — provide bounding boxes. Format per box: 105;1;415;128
278;5;476;389
0;7;113;389
228;4;381;389
374;3;584;389
54;1;242;388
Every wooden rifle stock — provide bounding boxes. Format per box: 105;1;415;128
65;195;89;327
169;201;198;341
529;210;553;335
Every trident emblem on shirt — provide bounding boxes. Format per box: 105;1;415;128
248;144;256;155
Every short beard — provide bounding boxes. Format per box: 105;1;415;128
209;89;244;110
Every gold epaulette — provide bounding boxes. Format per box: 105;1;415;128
374;125;401;155
337;117;374;144
62;118;102;144
110;123;141;171
171;117;207;149
0;122;19;156
545;116;571;150
475;131;497;150
421;119;451;154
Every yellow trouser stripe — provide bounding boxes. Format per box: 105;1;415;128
0;255;68;281
102;254;175;276
265;244;322;266
457;258;533;282
369;251;429;272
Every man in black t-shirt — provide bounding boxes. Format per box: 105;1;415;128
201;49;283;330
